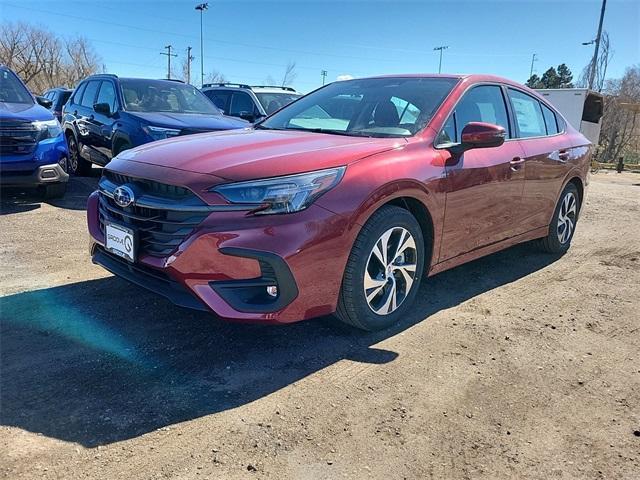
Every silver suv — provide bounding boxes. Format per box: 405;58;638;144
201;83;301;122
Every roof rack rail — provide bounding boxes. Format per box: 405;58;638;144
202;82;251;89
89;73;119;79
251;85;296;92
162;78;185;83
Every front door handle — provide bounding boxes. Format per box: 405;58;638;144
510;157;525;171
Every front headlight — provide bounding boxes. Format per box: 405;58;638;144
32;119;62;141
142;125;181;140
212;167;346;215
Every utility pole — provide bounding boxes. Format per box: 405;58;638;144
588;0;607;90
321;70;327;85
195;3;209;87
186;46;195;84
529;53;537;78
433;46;448;74
160;45;177;79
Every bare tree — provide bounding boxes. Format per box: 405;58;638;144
281;61;297;87
0;22;100;93
599;65;640;163
578;31;612;92
205;70;227;85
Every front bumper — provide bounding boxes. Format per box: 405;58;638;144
0;162;69;187
87;188;355;323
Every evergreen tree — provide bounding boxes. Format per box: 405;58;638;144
526;74;544;89
557;63;574;88
541;67;561;88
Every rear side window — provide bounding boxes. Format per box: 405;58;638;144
541;103;559;135
508;89;546;138
71;83;86;105
203;90;231;113
80;81;100;108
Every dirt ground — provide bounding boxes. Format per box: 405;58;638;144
1;171;639;480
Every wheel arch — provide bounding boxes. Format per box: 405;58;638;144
385;196;435;275
111;132;132;156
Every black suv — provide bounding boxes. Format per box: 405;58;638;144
201;83;301;122
62;75;247;175
42;87;72;123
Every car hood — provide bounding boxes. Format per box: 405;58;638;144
0;102;54;122
118;128;407;180
126;111;247;130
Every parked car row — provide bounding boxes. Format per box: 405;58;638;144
1;68;303;198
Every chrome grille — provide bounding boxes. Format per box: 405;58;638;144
98;174;211;258
0;121;39;155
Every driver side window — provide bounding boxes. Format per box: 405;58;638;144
439;85;510;144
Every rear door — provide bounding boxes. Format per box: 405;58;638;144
439;84;526;261
75;80;101;154
507;88;572;233
88;80;120;162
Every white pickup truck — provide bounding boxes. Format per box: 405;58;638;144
535;88;604;145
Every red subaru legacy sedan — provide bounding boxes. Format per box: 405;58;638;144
87;74;590;330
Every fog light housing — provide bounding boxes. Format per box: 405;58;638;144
41;168;57;179
266;285;278;297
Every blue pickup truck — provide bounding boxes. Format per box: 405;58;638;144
0;65;69;199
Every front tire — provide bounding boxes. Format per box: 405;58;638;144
538;183;581;254
66;133;92;176
336;205;425;331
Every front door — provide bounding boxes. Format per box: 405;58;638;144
438;84;526;261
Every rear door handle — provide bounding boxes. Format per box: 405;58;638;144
558;150;570;161
510;157;525;171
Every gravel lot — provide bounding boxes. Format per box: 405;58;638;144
1;171;639;479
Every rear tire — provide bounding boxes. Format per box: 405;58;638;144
538;183;581;254
336;205;425;331
66;132;92;176
40;182;67;200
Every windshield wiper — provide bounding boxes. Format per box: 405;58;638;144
283;127;373;137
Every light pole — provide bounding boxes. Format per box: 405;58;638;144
433;46;448;74
321;70;327;85
195;3;209;87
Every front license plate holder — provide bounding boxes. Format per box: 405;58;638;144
105;222;137;263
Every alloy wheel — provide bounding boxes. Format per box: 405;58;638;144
363;227;418;315
557;191;577;244
68;137;79;174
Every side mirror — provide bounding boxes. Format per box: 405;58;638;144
93;102;111;116
36;96;52;109
455;122;505;153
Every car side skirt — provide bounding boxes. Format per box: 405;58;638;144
428;226;548;276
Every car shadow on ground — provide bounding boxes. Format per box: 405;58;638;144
0;171;100;215
0;243;560;447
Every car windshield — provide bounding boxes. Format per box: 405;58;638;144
259;77;459;138
0;68;33;104
120;79;221;114
255;92;302;115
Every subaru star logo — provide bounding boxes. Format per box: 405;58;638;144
113;185;135;208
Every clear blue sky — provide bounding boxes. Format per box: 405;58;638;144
2;0;638;92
